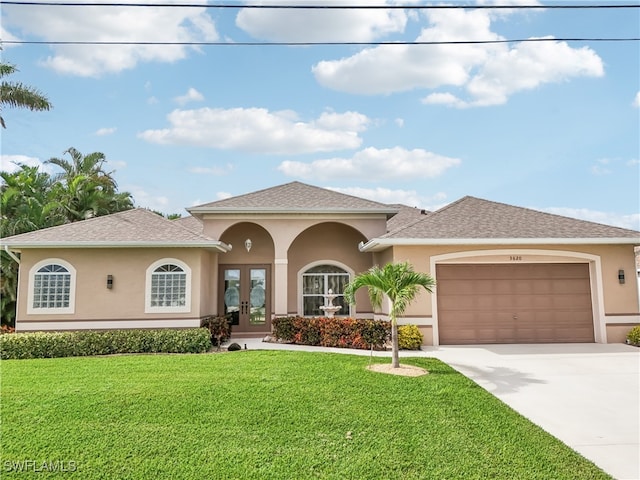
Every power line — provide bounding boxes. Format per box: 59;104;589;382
3;38;639;46
0;1;638;8
2;38;638;46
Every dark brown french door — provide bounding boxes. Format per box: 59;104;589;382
220;265;270;333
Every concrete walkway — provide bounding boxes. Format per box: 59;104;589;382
230;338;640;480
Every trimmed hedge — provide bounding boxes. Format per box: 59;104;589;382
0;328;212;360
272;316;391;350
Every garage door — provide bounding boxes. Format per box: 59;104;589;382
436;263;594;344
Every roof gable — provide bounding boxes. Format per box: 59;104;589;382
1;208;225;249
189;181;397;216
380;196;640;241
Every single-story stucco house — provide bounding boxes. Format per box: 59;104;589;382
2;181;639;345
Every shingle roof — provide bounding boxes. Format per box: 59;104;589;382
385;204;429;232
378;196;640;241
1;208;228;250
189;181;397;217
173;215;204;234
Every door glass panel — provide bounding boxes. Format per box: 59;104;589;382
224;269;240;325
249;268;266;325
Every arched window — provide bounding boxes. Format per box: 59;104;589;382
145;259;191;313
302;264;350;316
28;259;76;314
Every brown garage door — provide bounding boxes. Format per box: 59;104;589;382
437;263;594;344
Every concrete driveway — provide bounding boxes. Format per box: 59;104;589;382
426;344;640;480
238;339;639;479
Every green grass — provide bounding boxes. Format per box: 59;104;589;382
1;351;610;479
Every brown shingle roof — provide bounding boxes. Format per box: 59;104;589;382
173;215;204;234
1;208;227;249
386;204;429;232
380;196;640;241
189;181;397;216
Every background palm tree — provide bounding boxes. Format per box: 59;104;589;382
344;262;435;368
46;147;133;221
0;61;52;128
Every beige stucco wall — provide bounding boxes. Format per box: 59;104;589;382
16;248;214;328
387;243;640;316
201;214;388;253
287;222;373;315
383;243;639;344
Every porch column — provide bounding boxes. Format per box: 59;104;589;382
274;258;288;316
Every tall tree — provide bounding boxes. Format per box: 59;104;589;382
0;61;52;128
46;148;133;221
0;165;61;326
344;262;435;368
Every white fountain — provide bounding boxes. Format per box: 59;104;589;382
319;289;342;318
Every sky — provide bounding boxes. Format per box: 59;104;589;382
1;0;639;230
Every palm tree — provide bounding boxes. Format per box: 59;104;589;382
0;61;52;128
47;147;115;188
344;262;435;368
46;148;133;221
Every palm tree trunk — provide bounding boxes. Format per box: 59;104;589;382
391;318;400;368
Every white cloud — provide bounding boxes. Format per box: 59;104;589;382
313;8;603;106
0;25;21;47
633;91;640;108
126;185;170;211
147;96;159;105
278;146;460;181
188;164;234;175
627;159;640;167
110;160;128;170
589;158;612;176
540;207;640;231
174;88;205;105
2;1;218;76
394;118;404;127
95;127;117;136
0;154;52;174
139;108;369;154
236;0;409;43
327;186;447;209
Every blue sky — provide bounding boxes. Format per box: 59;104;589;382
1;1;639;229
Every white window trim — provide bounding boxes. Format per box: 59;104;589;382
297;260;354;317
27;258;76;315
145;258;192;314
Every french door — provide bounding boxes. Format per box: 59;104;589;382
220;265;270;333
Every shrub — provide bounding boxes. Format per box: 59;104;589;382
398;324;423;350
272;316;390;350
0;328;211;360
272;316;296;342
626;326;640;346
201;315;231;346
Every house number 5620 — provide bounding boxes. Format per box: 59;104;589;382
510;256;522;261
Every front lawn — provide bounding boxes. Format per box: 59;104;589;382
0;351;610;479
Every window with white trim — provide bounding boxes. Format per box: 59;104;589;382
28;259;76;314
145;259;191;313
302;264;350;316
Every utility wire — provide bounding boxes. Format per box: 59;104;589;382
0;1;638;8
2;38;639;46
